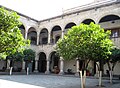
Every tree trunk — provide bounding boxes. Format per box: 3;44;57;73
109;70;113;84
80;71;83;88
99;71;102;87
80;70;86;88
83;70;86;88
10;67;13;75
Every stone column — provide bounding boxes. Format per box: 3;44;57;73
22;61;26;72
61;31;64;39
34;60;38;72
25;31;28;40
37;32;39;45
75;59;80;76
48;32;51;44
34;53;39;72
7;60;10;69
94;62;99;78
59;57;64;75
45;59;50;74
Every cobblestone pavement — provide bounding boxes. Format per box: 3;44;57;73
0;75;119;88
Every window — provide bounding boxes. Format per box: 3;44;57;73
111;29;119;38
31;37;37;45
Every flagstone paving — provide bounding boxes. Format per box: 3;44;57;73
0;75;119;88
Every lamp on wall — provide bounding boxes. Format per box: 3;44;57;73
111;20;115;23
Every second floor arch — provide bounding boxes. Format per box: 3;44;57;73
64;22;76;33
39;28;48;45
19;24;25;38
28;27;37;45
81;19;95;25
50;25;62;44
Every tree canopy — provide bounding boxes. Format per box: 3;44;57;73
107;48;120;71
56;23;114;63
23;49;35;62
0;7;29;56
6;51;24;61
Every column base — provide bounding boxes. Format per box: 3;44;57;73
59;71;64;75
34;69;38;73
21;69;26;73
94;72;99;78
45;71;50;74
75;72;80;77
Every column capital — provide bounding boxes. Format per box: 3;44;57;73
76;58;79;60
46;59;50;61
60;57;64;60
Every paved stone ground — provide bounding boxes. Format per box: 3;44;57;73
0;74;119;88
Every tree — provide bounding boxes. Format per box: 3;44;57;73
23;49;35;62
7;51;24;62
106;48;120;83
23;49;35;73
0;7;29;56
56;23;114;88
6;51;24;72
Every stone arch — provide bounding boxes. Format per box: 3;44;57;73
64;22;76;29
55;34;61;43
97;13;120;24
81;19;95;24
49;51;60;73
98;14;120;39
51;25;62;44
98;14;120;23
38;52;47;72
19;20;27;31
28;27;37;45
19;24;25;38
39;28;48;45
64;22;76;33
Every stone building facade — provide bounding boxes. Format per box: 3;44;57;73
0;0;120;76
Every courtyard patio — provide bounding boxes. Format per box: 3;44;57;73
0;75;120;88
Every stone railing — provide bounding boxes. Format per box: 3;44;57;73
63;0;117;14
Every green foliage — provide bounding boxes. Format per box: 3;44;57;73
6;52;24;61
0;7;30;56
23;49;35;61
0;53;7;60
110;48;120;63
56;23;114;61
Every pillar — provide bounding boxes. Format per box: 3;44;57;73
34;53;39;72
59;57;64;75
22;61;26;72
61;31;64;39
94;62;99;78
75;58;80;76
37;32;39;45
45;59;50;74
48;32;51;44
25;30;28;40
7;60;10;69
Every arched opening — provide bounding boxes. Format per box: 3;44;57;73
0;60;7;72
65;22;76;29
82;19;95;25
64;22;76;33
55;35;61;43
50;51;60;73
28;27;37;45
39;28;48;45
99;15;120;23
51;25;62;44
38;52;47;72
19;24;25;38
25;60;35;72
99;15;120;38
